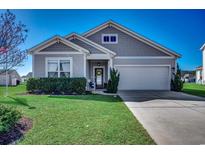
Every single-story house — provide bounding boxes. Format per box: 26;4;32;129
21;72;32;82
0;69;21;86
21;75;27;83
28;20;181;90
181;70;195;83
196;66;203;84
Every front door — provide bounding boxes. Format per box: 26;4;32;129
95;68;103;89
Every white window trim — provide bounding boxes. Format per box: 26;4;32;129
102;34;118;44
45;57;73;78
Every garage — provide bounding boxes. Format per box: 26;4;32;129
115;65;171;90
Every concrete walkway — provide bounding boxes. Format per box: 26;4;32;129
118;91;205;145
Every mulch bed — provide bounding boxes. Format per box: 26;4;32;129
0;117;32;145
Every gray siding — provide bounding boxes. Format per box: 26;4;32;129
34;54;85;78
40;42;78;52
87;26;170;57
114;58;176;77
114;58;175;67
70;38;103;54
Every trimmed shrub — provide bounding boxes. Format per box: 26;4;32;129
26;78;38;92
107;68;120;93
0;105;22;133
171;63;183;92
26;77;87;95
171;74;183;92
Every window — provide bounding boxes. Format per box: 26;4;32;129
110;36;116;42
60;60;70;77
47;60;58;77
46;58;72;78
102;34;118;44
103;36;110;42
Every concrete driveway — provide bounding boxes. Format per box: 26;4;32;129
118;91;205;145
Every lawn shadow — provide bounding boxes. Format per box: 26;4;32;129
118;90;205;103
0;96;36;109
182;89;205;98
48;94;122;103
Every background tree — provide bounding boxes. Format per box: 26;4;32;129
176;63;181;78
0;10;28;74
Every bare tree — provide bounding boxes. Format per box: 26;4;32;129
0;10;28;74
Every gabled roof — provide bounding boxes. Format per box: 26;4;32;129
65;33;116;56
0;69;19;75
196;66;203;70
28;35;89;54
83;20;181;58
26;72;32;78
200;43;205;51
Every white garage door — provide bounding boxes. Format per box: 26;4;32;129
115;65;170;90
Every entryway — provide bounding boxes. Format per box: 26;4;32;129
88;60;108;89
94;67;104;89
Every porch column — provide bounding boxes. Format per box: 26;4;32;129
84;53;86;77
108;58;113;79
203;49;205;84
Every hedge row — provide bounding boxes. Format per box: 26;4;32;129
26;77;87;95
0;105;22;133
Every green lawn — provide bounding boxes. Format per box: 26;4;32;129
182;83;205;97
0;84;26;96
0;85;154;144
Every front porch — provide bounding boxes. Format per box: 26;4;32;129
86;59;112;89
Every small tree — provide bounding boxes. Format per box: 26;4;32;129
107;68;120;93
0;10;28;74
171;63;183;92
176;63;181;77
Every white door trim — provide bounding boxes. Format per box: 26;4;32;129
93;66;106;84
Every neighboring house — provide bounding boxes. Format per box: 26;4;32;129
21;75;27;82
21;72;32;82
200;43;205;84
196;66;203;84
181;70;195;83
0;69;21;86
28;20;181;90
